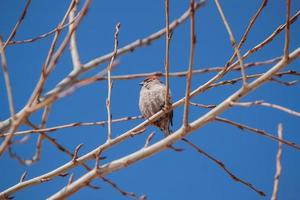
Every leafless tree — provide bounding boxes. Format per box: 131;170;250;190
0;0;299;199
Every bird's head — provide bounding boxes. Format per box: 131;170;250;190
139;75;162;87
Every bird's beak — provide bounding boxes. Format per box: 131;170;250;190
139;82;143;86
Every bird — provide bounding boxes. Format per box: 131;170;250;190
139;75;173;137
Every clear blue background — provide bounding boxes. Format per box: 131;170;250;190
1;0;300;199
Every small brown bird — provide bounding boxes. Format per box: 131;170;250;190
139;75;173;136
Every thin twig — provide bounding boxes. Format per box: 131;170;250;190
1;115;143;137
84;56;282;81
207;70;299;89
0;0;31;51
245;10;299;59
230;100;300;117
271;123;283;200
215;116;300;150
226;0;268;67
284;0;291;60
101;177;140;200
237;0;268;51
31;106;52;164
8;13;79;45
0;37;17;157
7;106;52;165
25;119;95;170
7;147;30;165
164;0;171;112
190;102;216;109
94;150;102;169
183;0;196;128
215;0;247;86
86;183;101;190
0;37;16;119
72;144;84;162
69;0;81;70
19;172;27;183
106;23;121;141
11;135;30;145
271;77;297;86
181;138;265;196
144;132;156;148
67;174;74;186
30;133;44;164
26;121;105;193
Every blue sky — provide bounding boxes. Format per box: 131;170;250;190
1;0;300;199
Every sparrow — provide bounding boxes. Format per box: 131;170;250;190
139;75;173;137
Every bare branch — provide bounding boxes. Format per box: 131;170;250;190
82;56;282;82
271;123;283;200
6;107;51;166
183;0;196;128
94;150;102;169
284;0;291;60
72;144;84;162
67;174;74;186
8;13;80;46
181;138;265;196
230;100;300;117
226;0;268;67
86;183;100;190
24;120;94;173
207;70;299;89
69;0;81;70
106;22;121;141
28;106;52;165
0;0;31;51
1;115;142;138
144;132;156;148
215;0;247;85
164;0;171;111
215;117;300;151
0;37;16;118
271;77;297;86
0;37;18;156
101;177;140;200
246;10;299;59
190;102;216;109
19;171;27;183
